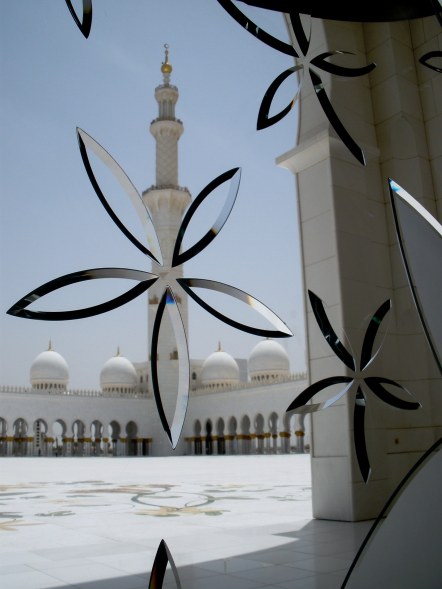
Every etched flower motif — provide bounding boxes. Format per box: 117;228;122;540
65;0;92;38
217;1;376;164
7;128;293;449
286;290;421;482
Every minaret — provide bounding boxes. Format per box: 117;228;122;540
142;45;191;364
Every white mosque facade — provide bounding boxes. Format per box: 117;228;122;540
0;50;308;459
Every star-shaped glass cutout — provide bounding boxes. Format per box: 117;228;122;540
217;1;376;164
286;290;421;482
7;128;293;449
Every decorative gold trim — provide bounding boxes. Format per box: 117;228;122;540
279;432;290;438
295;430;305;437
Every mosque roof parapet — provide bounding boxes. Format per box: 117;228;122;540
0;385;149;399
192;371;307;395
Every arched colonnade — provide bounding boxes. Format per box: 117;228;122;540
0;417;151;457
186;412;307;456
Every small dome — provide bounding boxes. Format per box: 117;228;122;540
100;350;137;393
30;343;69;390
249;339;290;381
201;346;239;389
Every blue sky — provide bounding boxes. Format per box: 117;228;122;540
0;0;306;389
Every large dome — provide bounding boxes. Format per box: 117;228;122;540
201;346;240;389
30;344;69;390
249;339;290;381
100;350;137;393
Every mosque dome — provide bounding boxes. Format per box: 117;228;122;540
249;339;290;382
100;349;137;394
30;343;69;390
201;345;240;389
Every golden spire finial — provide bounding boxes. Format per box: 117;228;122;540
48;339;52;351
116;346;121;357
217;341;222;352
161;43;172;77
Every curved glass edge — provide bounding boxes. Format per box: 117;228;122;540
178;278;293;337
150;287;189;449
148;539;182;589
341;437;442;588
172;168;241;267
389;179;442;374
7;268;158;321
77;128;163;265
65;0;92;38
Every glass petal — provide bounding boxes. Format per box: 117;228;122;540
172;168;241;266
310;51;376;78
77;128;163;265
148;539;182;589
150;288;189;449
342;438;442;589
418;51;442;73
364;377;421;410
389;179;442;373
7;268;158;321
257;66;303;130
354;387;371;483
309;69;366;165
360;299;392;371
65;0;92;38
216;0;298;57
288;12;311;56
286;376;353;413
308;290;356;371
177;278;293;337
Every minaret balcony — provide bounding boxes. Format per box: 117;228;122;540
150;117;183;125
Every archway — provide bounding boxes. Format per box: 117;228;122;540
91;420;103;456
205;420;213;455
268;412;279;454
228;416;238;454
240;415;251;454
52;420;66;456
216;418;226;455
12;418;28;456
33;418;48;456
194;420;202;455
0;418;7;456
72;420;86;456
254;413;265;454
126;421;138;456
108;421;121;456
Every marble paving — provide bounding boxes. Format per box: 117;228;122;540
0;456;371;588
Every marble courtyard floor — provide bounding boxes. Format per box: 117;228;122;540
0;456;371;589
